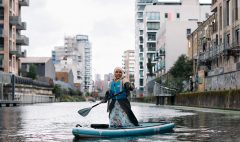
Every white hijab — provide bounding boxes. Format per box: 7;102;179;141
113;67;129;84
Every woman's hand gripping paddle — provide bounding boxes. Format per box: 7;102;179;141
78;91;123;117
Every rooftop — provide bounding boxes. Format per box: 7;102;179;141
20;57;51;63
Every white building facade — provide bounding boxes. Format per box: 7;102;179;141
122;50;135;83
52;35;92;92
135;0;157;96
135;0;211;96
76;35;92;92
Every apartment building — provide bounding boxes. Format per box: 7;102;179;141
122;50;135;83
52;35;92;92
188;0;240;91
135;0;156;96
0;0;29;74
135;0;211;96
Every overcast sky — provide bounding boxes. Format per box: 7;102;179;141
22;0;211;79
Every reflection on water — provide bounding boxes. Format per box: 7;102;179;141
0;102;240;142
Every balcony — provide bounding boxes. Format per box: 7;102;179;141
9;16;21;26
147;47;156;52
223;42;240;56
19;0;29;6
16;22;27;30
9;49;22;57
211;44;224;57
16;35;29;46
9;16;27;30
159;48;165;56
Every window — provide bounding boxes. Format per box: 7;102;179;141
186;29;191;35
226;0;230;26
137;12;143;19
139;53;143;61
147;32;156;41
236;29;240;46
140;62;143;69
146;12;160;20
226;34;230;48
147;22;160;30
0;8;4;20
139;36;143;43
205;13;209;19
0;34;3;51
165;13;168;18
139;30;143;35
140;79;144;86
137;5;145;11
139;45;143;52
219;6;222;30
235;0;238;20
0;54;3;68
139;70;143;77
176;13;180;18
147;43;156;51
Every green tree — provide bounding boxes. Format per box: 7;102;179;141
169;54;193;92
155;54;193;92
53;85;62;98
27;64;37;80
169;55;193;79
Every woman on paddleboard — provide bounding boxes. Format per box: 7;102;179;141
102;67;139;127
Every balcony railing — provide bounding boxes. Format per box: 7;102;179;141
232;41;240;48
16;35;29;46
147;47;156;51
9;16;21;25
224;42;240;56
16;22;27;30
9;49;22;57
198;43;225;62
19;0;29;6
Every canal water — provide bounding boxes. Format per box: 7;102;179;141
0;102;240;142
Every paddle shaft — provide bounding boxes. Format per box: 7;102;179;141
91;91;124;109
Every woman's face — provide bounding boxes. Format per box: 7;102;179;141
114;69;122;80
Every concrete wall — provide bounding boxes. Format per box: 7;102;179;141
205;71;240;91
175;90;240;110
4;84;54;104
45;59;56;80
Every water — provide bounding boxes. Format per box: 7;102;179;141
0;102;240;142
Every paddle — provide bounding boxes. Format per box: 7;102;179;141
78;91;124;117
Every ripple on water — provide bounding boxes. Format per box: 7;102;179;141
1;102;240;142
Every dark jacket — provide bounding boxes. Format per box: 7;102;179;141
103;82;139;126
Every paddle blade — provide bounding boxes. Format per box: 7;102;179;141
78;107;92;117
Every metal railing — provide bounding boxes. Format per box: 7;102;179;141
153;82;176;96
